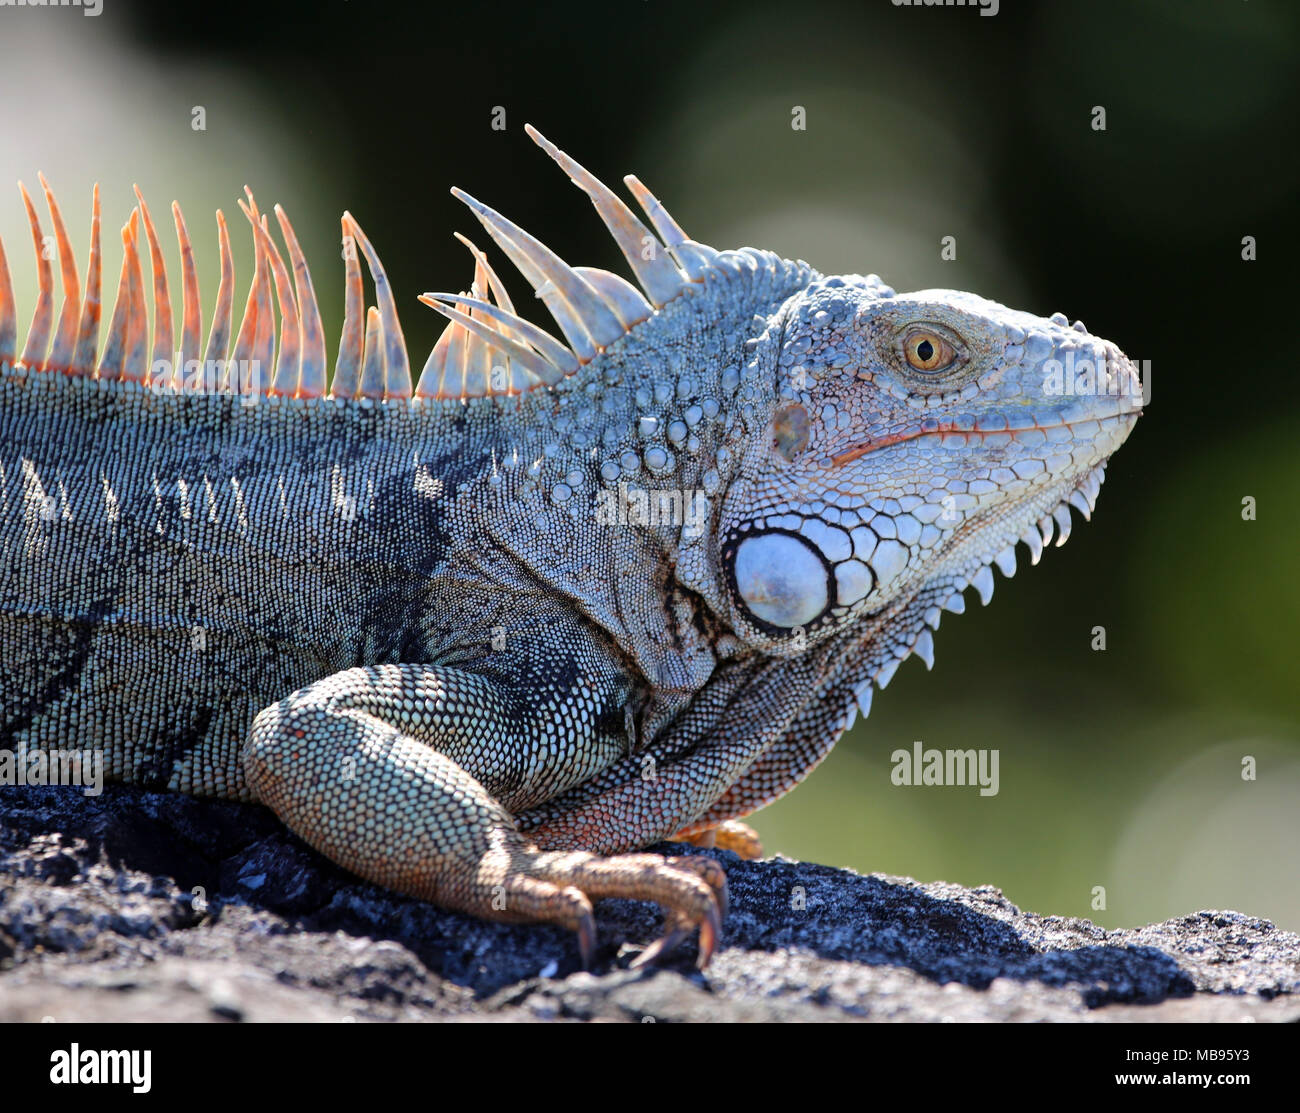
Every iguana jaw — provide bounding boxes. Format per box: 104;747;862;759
828;405;1141;595
842;441;1129;708
717;411;1135;665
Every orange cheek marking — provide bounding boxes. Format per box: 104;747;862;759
830;422;957;467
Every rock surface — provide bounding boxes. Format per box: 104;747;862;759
1;783;1297;1022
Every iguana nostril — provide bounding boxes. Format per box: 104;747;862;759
733;533;829;628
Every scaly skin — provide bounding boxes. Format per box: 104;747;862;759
0;129;1140;967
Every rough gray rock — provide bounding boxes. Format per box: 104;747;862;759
1;784;1296;1021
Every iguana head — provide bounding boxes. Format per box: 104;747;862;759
716;274;1143;671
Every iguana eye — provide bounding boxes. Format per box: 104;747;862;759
902;328;956;372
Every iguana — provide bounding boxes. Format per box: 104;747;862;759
0;127;1141;968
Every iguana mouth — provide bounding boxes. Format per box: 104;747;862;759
829;410;1141;468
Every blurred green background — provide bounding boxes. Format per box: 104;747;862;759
1;0;1296;929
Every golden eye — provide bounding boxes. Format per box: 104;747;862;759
902;329;956;373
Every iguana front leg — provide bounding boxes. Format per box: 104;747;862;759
242;664;726;967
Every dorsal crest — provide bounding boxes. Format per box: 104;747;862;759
0;129;732;404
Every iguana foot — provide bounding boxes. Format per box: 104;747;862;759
673;819;764;860
522;851;726;968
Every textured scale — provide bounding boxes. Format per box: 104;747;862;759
0;127;1141;967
